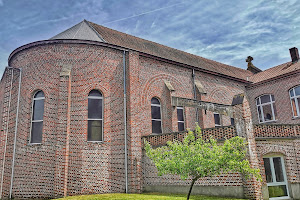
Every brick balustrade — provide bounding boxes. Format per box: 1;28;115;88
142;126;237;147
143;124;300;147
254;124;300;138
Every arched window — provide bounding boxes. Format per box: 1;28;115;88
256;94;277;123
289;85;300;117
30;91;45;143
151;97;162;134
88;90;103;141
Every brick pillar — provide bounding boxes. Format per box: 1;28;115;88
53;66;72;197
126;51;143;193
233;95;262;200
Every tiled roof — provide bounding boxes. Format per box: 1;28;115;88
51;20;300;84
249;61;300;83
51;20;104;42
85;21;253;81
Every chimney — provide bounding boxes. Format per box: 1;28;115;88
289;47;299;63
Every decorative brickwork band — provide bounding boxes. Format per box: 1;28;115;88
142;126;237;148
254;124;300;138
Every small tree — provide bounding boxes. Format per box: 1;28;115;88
144;125;261;200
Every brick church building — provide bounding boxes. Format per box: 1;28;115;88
0;20;299;199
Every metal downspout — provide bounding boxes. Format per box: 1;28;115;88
9;67;22;199
0;67;14;199
192;69;198;122
123;50;128;193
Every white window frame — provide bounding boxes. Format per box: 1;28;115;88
214;113;221;127
151;98;162;134
256;94;276;123
87;91;104;142
177;106;185;131
29;91;45;144
289;86;300;118
263;156;290;200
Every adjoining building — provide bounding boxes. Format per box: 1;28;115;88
0;20;299;200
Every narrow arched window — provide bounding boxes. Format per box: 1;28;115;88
88;90;103;141
256;94;277;123
151;97;162;134
289;86;300;117
30;91;45;143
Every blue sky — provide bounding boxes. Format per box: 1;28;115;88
1;0;300;76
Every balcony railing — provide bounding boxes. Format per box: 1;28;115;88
254;124;300;138
142;126;237;147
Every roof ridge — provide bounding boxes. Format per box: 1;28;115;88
84;20;107;42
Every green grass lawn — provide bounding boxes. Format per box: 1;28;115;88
53;193;246;200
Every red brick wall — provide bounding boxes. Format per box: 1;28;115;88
246;74;300;124
194;71;246;128
256;139;300;185
3;38;299;199
3;42;126;198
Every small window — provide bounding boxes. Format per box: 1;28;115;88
30;91;45;144
151;97;162;134
214;113;221;127
88;90;103;141
177;106;185;131
230;118;235;126
256;94;277;123
289;86;300;117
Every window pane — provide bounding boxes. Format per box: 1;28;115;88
214;113;220;126
151;106;161;119
290;89;294;97
271;95;275;101
88;120;103;141
260;95;271;104
88;99;102;119
297;98;300;115
89;90;102;97
152;120;162;134
178;122;184;131
273;157;284;182
268;185;288;198
33;99;44;120
177;108;184;121
263;158;273;183
34;91;44;98
262;104;274;121
256;98;260;105
291;99;298;116
151;98;160;105
295;86;300;96
31;121;43;143
258;106;263;122
231;118;235;126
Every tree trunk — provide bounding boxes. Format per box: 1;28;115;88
187;177;198;200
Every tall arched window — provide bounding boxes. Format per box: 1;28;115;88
289;85;300;117
151;97;162;134
30;90;45;143
88;90;103;141
256;94;277;123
